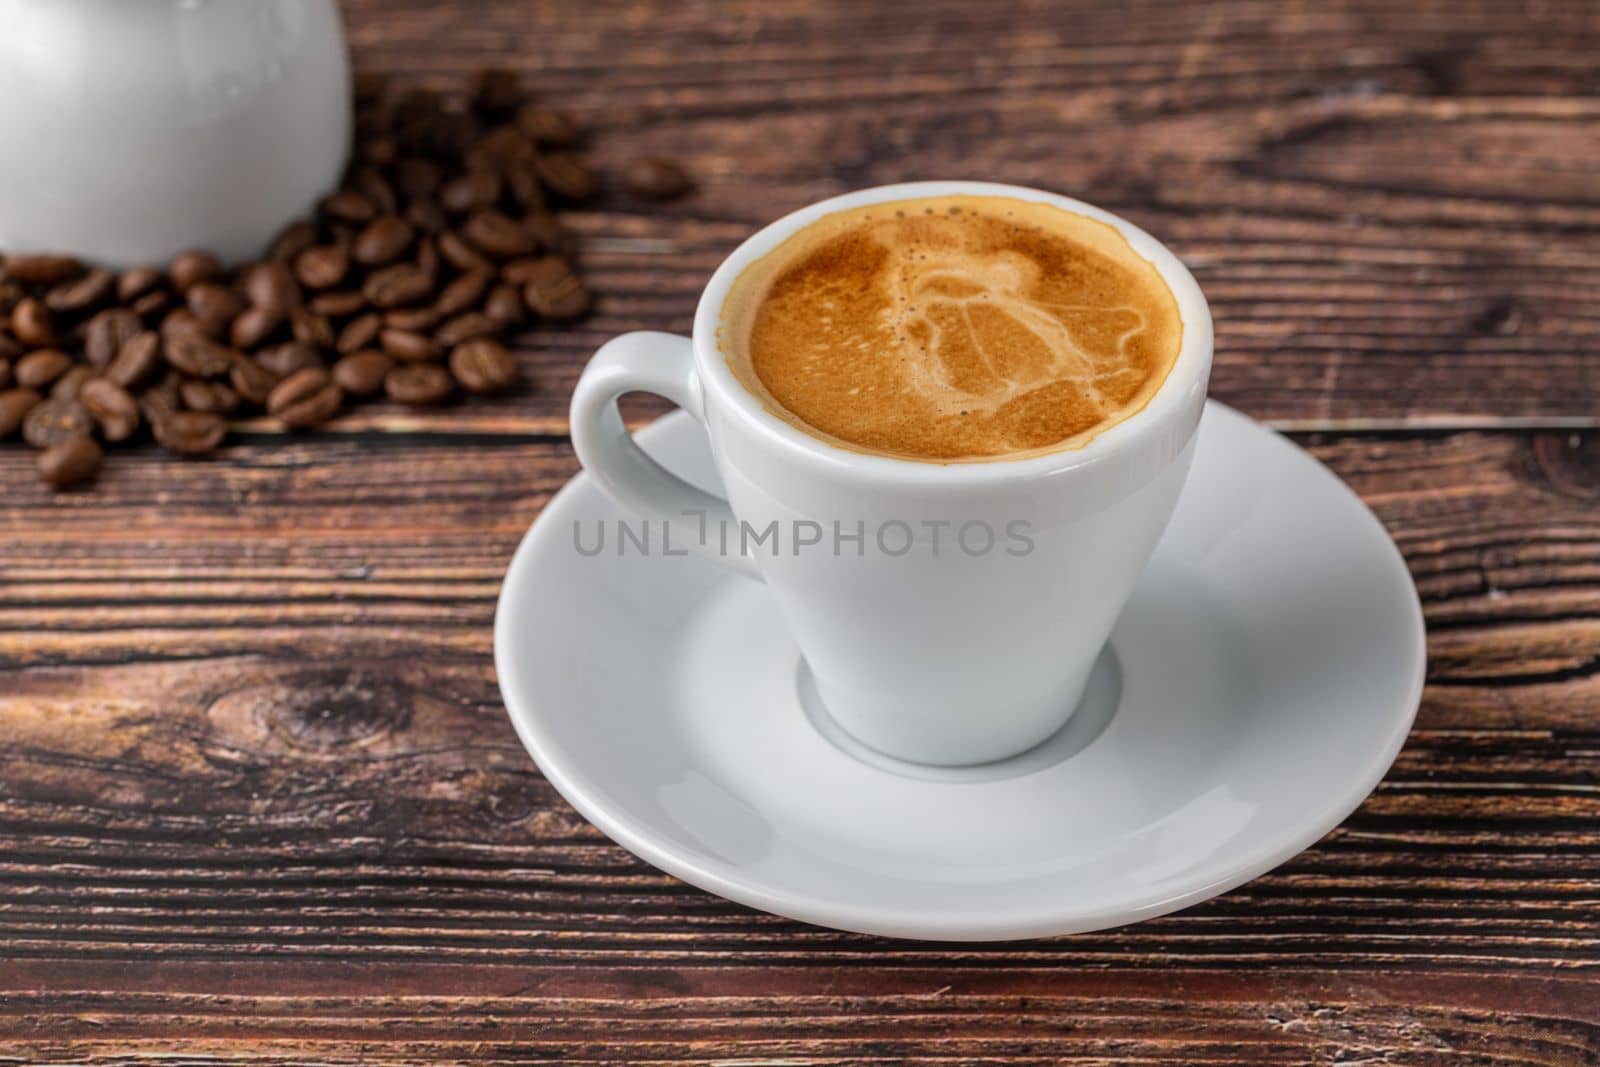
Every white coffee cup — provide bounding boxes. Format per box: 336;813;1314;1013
571;181;1212;766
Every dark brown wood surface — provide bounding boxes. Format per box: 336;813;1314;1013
2;1;1598;1062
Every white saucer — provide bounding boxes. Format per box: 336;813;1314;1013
494;402;1425;940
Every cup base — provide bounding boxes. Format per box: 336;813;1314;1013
794;645;1122;782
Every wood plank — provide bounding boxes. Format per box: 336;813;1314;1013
261;0;1600;433
0;965;1593;1065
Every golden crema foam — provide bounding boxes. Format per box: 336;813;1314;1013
720;195;1183;462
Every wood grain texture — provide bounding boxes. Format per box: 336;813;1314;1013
2;429;1598;1061
4;0;1600;1062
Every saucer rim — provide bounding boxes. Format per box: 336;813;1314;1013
493;401;1426;940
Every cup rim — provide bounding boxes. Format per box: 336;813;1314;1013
691;181;1213;485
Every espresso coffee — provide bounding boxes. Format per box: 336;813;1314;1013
721;195;1183;461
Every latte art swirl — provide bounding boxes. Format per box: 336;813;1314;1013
885;249;1148;418
722;195;1183;462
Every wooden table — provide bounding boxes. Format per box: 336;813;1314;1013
3;1;1597;1061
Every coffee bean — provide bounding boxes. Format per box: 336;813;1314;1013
501;258;544;285
449;338;517;395
364;262;434;308
406;198;449;234
191;305;230;340
230;305;282;349
0;281;21;318
22;396;92;448
51;365;95;401
131;290;171;321
169;250;224;293
244;262;301;314
3;254;82;286
522;213;578;258
353;216;415;266
295;244;350;290
139;372;182;424
80;377;140;442
384;362;453;406
106;331;162;389
471;68;522;116
521;255;590;319
439;230;493;274
462;210;535;258
44;268;115;313
354;166;399;216
268;220;317;264
165;303;230;341
436;270;492;316
331;350;392;397
161;307;202;341
415;237;440;277
256;341;324;378
153;410;227;455
336;312;382;354
15;349;73;389
46;362;88;399
180;378;241;415
0;358;9;390
187;282;244;334
115;267;163;305
173;377;209;411
229;357;281;405
536;153;598;199
390;308;445;336
435;311;498;346
267;367;343;428
116;268;163;307
0;388;42;437
289;307;336;349
0;334;20;361
515;105;580;146
440;173;502;215
380;327;439;363
623;157;693;201
322;189;378;224
84;308;144;367
12;298;54;347
484;283;525;327
164;331;237;378
38;436;102;488
309;290;367;318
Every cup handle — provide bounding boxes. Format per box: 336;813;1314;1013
569;331;760;580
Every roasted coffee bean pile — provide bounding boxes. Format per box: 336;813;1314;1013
0;68;692;489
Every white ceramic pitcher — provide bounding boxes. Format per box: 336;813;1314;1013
0;0;350;266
